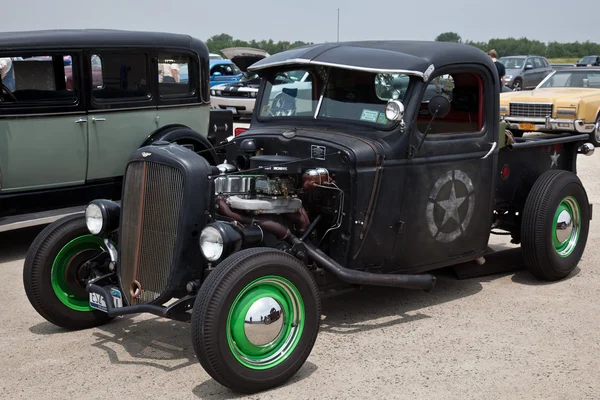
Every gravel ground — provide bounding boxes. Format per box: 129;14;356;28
1;151;599;400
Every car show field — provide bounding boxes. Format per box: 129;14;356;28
3;26;600;399
1;150;599;399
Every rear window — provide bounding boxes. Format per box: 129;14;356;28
158;53;197;98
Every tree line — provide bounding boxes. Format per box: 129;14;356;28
206;34;312;57
206;32;599;60
435;32;599;59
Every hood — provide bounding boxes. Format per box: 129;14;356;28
500;87;600;109
220;47;269;72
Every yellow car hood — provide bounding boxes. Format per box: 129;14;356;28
501;88;600;105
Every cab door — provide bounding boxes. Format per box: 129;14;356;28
391;67;498;271
0;51;88;193
85;50;157;181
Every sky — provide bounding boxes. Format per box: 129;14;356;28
3;0;599;45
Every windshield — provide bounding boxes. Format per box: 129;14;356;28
257;66;414;128
579;56;597;64
498;57;525;69
539;71;600;88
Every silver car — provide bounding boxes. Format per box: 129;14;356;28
499;55;553;91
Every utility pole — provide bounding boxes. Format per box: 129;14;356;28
337;9;340;42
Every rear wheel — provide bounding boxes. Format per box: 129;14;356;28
23;214;114;329
191;248;321;393
521;170;590;281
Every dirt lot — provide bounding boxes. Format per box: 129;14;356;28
1;152;599;400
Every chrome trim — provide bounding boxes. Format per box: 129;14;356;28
157;102;205;109
536;70;557;88
248;58;426;78
75;118;87;124
244;297;284;346
481;142;497;159
103;238;118;263
504;117;595;133
0;206;85;233
423;64;435;81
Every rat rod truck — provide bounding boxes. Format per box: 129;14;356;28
23;41;596;393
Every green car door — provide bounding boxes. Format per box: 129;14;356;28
0;53;87;193
85;51;158;181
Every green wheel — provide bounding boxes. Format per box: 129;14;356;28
191;248;320;393
23;214;114;330
521;170;590;281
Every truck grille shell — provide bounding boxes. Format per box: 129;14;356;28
509;102;553;118
118;160;185;305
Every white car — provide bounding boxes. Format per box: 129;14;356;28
209;47;313;119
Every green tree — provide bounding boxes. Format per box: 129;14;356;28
435;32;462;43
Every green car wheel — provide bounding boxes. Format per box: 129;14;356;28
521;170;590;281
23;214;115;330
191;248;321;394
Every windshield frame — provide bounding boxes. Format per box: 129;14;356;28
254;65;421;132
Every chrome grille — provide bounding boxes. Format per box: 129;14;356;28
119;160;184;305
509;102;553;118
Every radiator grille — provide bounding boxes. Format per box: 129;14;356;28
220;90;251;98
119;160;184;305
509;102;553;118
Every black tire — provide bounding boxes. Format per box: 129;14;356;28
191;248;321;394
589;115;600;147
521;170;590;281
512;78;522;91
23;214;114;330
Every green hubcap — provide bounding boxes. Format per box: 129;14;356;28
51;235;106;311
552;196;581;257
227;276;304;370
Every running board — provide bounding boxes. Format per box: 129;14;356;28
0;206;85;233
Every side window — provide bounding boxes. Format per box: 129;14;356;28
0;54;77;105
158;53;197;98
417;72;483;136
258;69;315;117
211;63;240;77
533;57;544;69
525;58;534;68
91;52;149;102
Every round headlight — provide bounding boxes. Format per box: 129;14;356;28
211;90;216;96
200;226;224;261
85;203;104;235
385;100;405;121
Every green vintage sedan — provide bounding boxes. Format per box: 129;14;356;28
0;29;232;232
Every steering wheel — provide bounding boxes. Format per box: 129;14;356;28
0;83;17;102
269;92;297;116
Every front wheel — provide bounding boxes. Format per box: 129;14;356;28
589;116;600;147
191;248;321;394
521;170;590;281
23;214;114;330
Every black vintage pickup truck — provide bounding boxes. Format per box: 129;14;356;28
22;40;596;394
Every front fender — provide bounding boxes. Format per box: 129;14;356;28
140;124;220;165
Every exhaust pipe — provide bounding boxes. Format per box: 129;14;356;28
290;237;436;292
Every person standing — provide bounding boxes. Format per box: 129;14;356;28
488;49;506;87
0;57;16;91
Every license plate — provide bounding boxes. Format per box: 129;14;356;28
519;123;536;131
226;106;237;115
90;287;123;312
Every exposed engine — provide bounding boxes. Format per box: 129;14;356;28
213;153;340;241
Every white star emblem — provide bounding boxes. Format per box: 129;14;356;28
550;151;560;168
436;183;467;228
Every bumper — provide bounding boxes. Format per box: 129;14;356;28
210;96;255;115
503;116;596;133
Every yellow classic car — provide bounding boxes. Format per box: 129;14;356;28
500;67;600;146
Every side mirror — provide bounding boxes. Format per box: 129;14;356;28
428;95;451;118
524;64;534;70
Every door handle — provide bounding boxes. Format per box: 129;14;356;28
75;118;87;124
92;117;106;122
